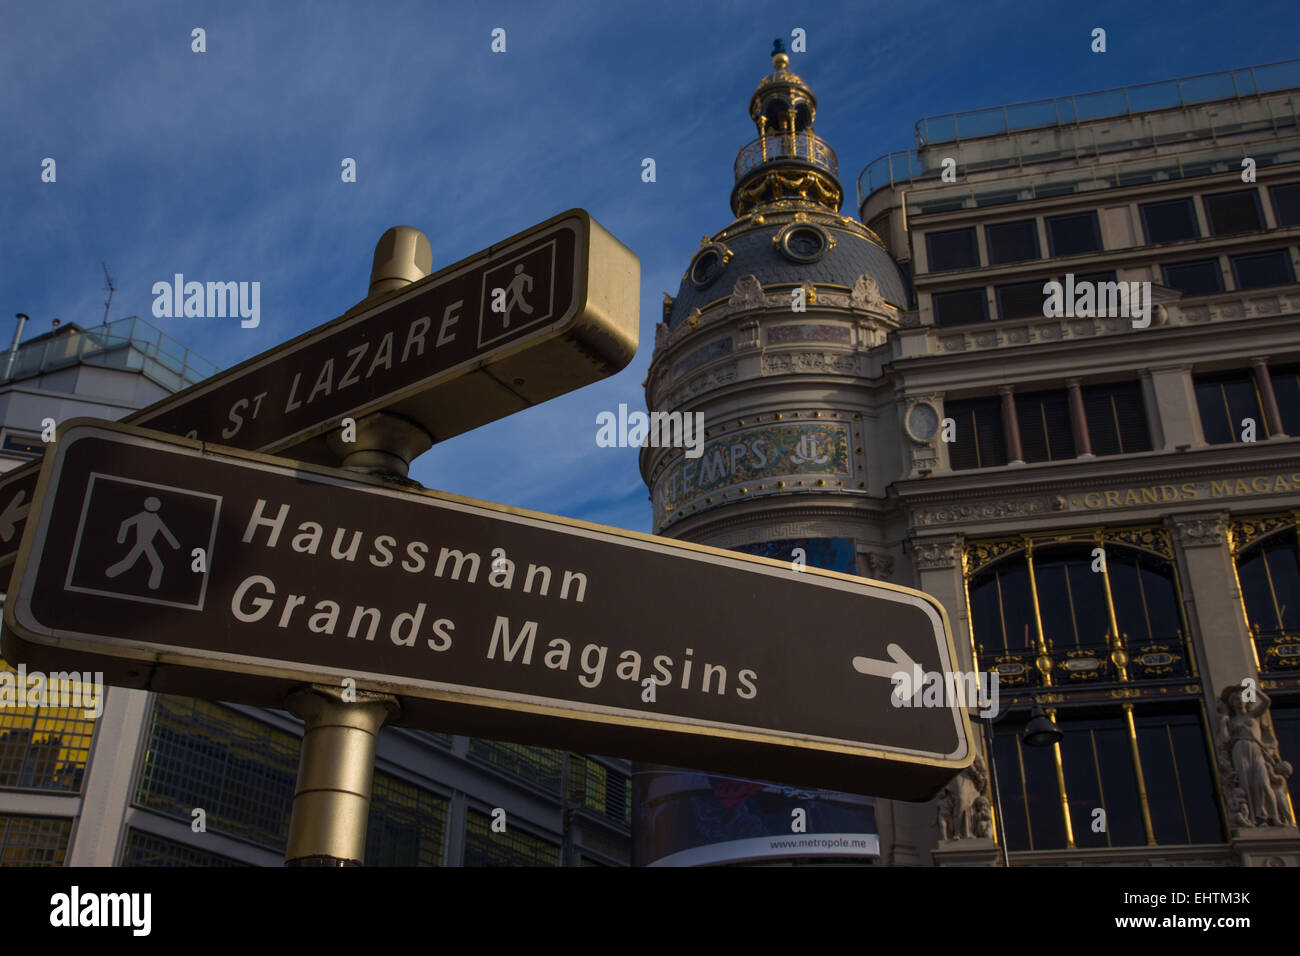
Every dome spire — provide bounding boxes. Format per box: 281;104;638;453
731;48;843;216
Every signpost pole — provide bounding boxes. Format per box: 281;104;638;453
283;227;431;867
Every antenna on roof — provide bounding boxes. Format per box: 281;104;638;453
101;262;116;324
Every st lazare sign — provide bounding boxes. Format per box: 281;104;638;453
0;209;972;802
0;210;636;587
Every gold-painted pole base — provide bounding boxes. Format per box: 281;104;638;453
284;684;399;867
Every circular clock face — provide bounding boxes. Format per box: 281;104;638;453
907;402;939;442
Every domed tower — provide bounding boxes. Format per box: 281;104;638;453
634;44;912;866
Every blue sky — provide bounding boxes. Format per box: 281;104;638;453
3;0;1295;533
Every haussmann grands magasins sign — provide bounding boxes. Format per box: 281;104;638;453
4;420;972;800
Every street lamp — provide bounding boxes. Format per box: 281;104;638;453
1023;703;1064;748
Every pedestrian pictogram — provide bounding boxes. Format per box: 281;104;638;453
105;496;180;589
64;472;221;610
499;264;534;326
478;240;558;347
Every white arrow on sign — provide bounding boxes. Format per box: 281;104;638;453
0;490;29;543
852;642;922;705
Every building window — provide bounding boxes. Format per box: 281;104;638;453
931;288;988;327
1203;189;1264;236
119;829;248;867
468;739;563;793
0;815;72;866
1107;547;1187;661
992;717;1066;851
1046;211;1102;257
1194;370;1263;444
967;539;1190;687
464;809;559;866
945;396;1007;470
568;756;632;829
1059;711;1148;848
1230;249;1296;289
134;696;299;852
1162;259;1224;296
1083;382;1152;455
365;771;448;866
1272;697;1300;812
0;657;96;793
985;219;1040;264
1270;183;1300;228
1236;527;1300;673
1016;390;1075;462
925;227;979;272
995;280;1046;319
1033;545;1110;653
1141;198;1200;243
1134;710;1224;846
0;432;43;456
996;706;1222;851
1271;364;1300;435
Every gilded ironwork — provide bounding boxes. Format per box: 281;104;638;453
1229;510;1300;555
964;525;1173;578
963;537;1024;578
1060;650;1105;681
734;132;839;180
988;655;1031;688
1131;643;1184;678
964;524;1195;689
1105;525;1174;559
1252;625;1300;671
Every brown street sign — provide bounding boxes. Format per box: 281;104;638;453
4;421;972;799
0;209;638;584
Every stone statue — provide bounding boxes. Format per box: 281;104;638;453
1217;685;1294;828
938;752;992;840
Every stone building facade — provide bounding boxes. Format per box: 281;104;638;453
639;48;1300;865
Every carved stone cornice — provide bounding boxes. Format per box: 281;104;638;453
911;495;1064;528
908;535;964;571
761;351;857;375
1168;512;1230;549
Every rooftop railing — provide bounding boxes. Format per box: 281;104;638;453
0;316;218;392
915;58;1300;147
735;131;838;181
858;58;1300;208
902;134;1300;218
